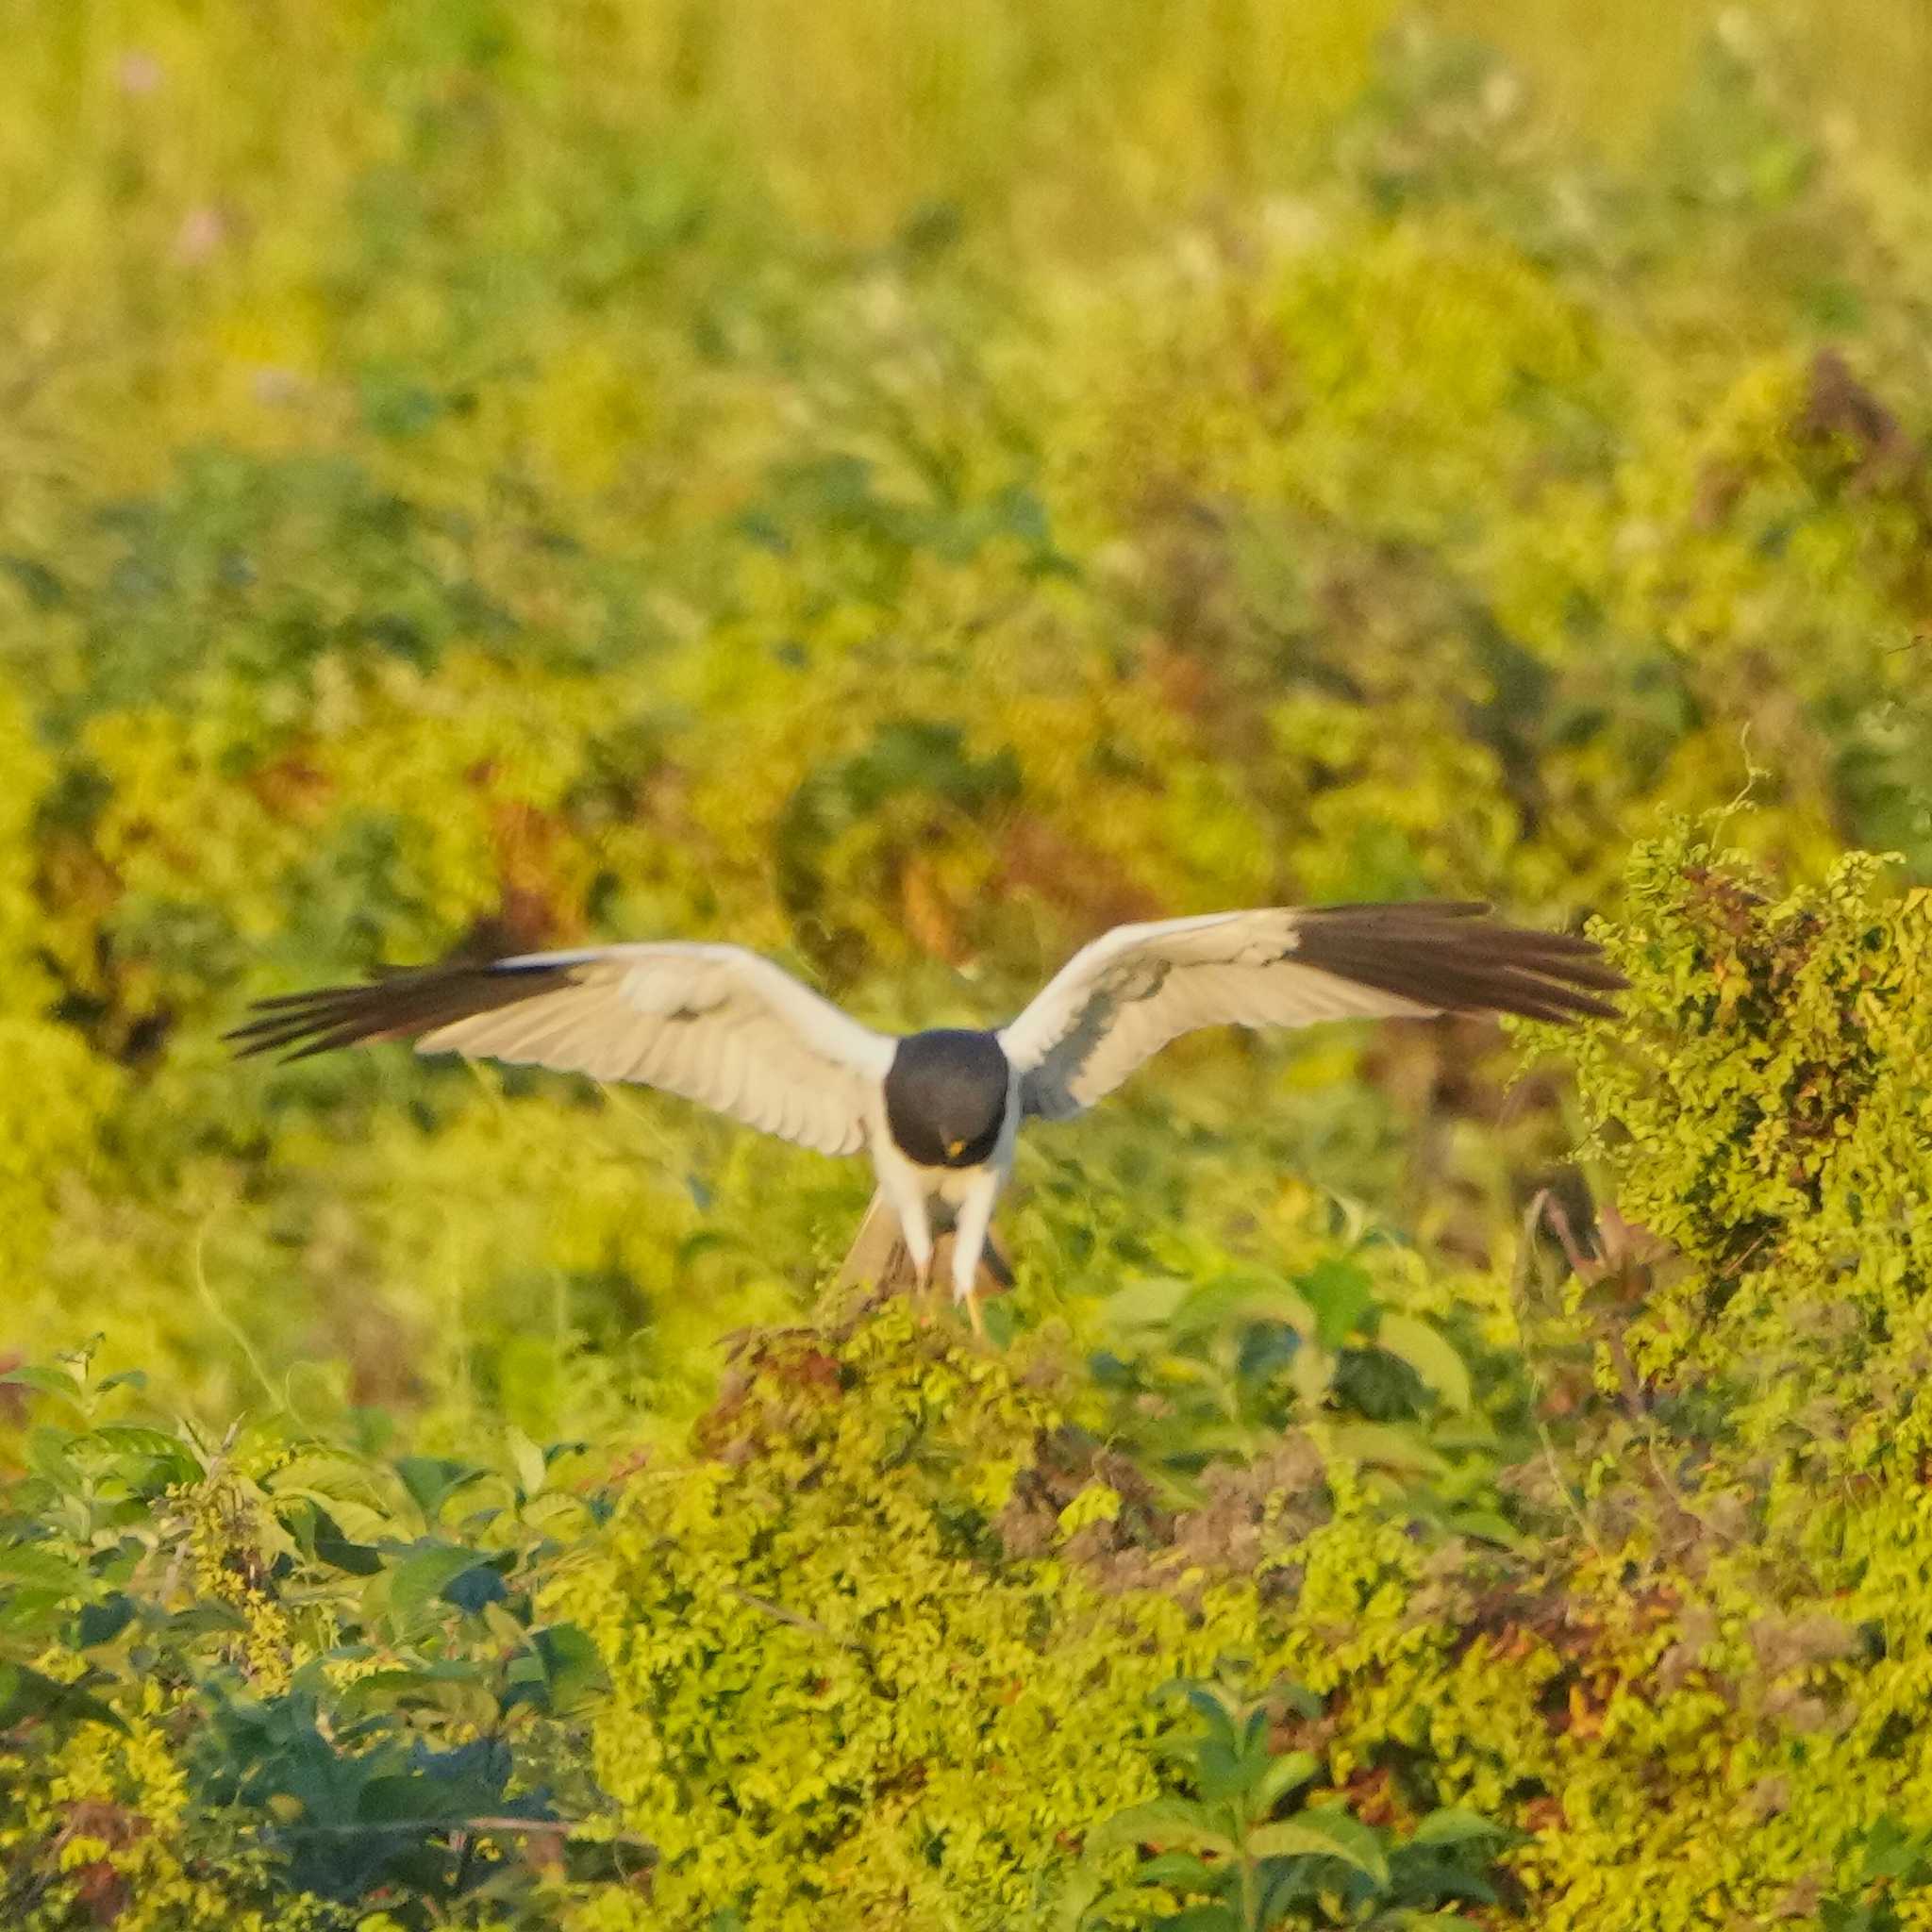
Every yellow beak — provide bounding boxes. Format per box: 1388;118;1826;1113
947;1138;966;1158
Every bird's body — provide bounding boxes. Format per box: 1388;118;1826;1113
229;902;1624;1333
872;1028;1020;1315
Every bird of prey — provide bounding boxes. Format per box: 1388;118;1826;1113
228;903;1622;1335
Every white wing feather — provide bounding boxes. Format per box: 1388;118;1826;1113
414;944;893;1156
998;905;1619;1120
236;908;1616;1146
234;943;894;1158
998;912;1434;1119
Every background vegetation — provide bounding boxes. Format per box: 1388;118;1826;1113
4;4;1932;1925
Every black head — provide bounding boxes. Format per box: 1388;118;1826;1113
884;1029;1010;1170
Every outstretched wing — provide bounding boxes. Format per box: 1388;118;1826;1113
227;943;896;1158
998;902;1623;1122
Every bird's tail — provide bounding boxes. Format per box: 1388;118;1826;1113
833;1191;1014;1298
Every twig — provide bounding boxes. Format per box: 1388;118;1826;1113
277;1814;658;1852
191;1217;288;1415
1536;1196;1737;1549
724;1585;864;1651
1513;1190;1605;1558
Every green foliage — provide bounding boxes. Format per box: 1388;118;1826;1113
8;825;1932;1924
550;1305;1296;1929
1823;1818;1932;1932
6;8;1932;1927
1071;1678;1506;1930
0;1347;619;1929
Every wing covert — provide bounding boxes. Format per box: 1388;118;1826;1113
227;943;895;1158
998;903;1623;1121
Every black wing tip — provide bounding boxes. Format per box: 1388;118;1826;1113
1296;900;1627;1027
225;957;576;1065
223;999;392;1063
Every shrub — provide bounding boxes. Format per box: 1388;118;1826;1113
8;827;1932;1925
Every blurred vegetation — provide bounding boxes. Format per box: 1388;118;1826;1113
5;3;1932;1925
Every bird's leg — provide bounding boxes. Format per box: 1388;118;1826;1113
872;1153;936;1311
949;1170;1003;1343
904;1206;936;1308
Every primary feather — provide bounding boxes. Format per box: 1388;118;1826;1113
998;902;1624;1120
225;943;895;1158
229;905;1621;1161
229;903;1622;1327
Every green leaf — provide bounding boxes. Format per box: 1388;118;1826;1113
299;1504;385;1577
1153;1907;1240;1932
508;1426;547;1499
1297;1257;1375;1349
89;1424;205;1488
1247;1809;1389;1884
387;1542;483;1623
75;1594;137;1648
1193;1738;1256;1805
1170;1680;1244;1734
1088;1800;1237;1860
1374;1315;1473;1413
1252;1750;1321;1812
1859;1814;1932;1880
1102;1276;1196;1332
1440;1507;1529;1552
166;1600;247;1640
1164;1277;1314;1345
1053;1868;1108;1932
1410;1806;1507;1847
1131;1851;1222;1892
0;1544;87;1594
1321;1423;1450;1477
531;1622;608;1715
677;1226;748;1268
1274;1680;1324;1722
442;1560;509;1613
1225;1290;1319;1339
25;1428;78;1489
277;1488;391;1548
0;1366;81;1401
336;1661;487;1714
0;1662;125;1734
274;1450;384;1501
395;1457;486;1522
354;1773;447;1825
90;1424;188;1459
